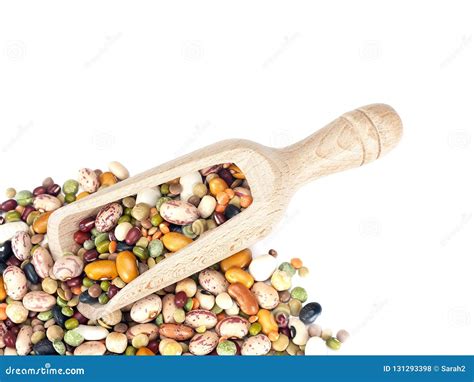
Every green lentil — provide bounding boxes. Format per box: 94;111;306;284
279;262;296;277
326;337;341;350
155;314;164;326
133;245;148;260
91;228;100;237
217;340;237;356
211;305;223;314
64;330;84;347
136;237;149;248
37;310;53;321
125;346;136;356
61;306;74;317
56;296;68;308
160;184;169;195
15;190;33;206
96;240;111;254
82;277;94;288
31;331;46;345
63;179;79;194
64;318;79;330
249;322;262;336
151;214;163;226
98;293;109;305
94;232;109;246
184;298;193;312
118;214;131;224
173;308;186;323
83;239;95;251
124;207;133;216
53;340;66;355
290;287;308;303
64;193;76;203
100;281;110;292
148;240;164;258
5;210;21;222
155;196;171;210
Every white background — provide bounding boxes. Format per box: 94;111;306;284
1;1;473;355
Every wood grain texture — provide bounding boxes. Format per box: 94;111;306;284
47;103;402;320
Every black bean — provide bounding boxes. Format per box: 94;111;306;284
218;168;234;186
169;224;183;233
52;305;68;328
224;204;241;220
79;290;98;304
0;261;8;274
23;262;40;284
33;338;58;355
116;242;133;252
299;302;322;325
0;241;13;262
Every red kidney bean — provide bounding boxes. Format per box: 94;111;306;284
6;256;21;267
73;230;91;245
147;340;159;354
1;199;18;212
83;249;99;262
66;276;83;287
73;311;88;325
174;291;187;308
78;216;95;232
218;168;234;186
47;184;61;196
213;212;226;225
107;285;119;299
4;331;16;348
21;205;36;221
33;186;47;196
125;227;141;245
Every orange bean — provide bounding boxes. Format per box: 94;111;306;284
225;267;254;288
76;191;90;201
257;309;279;335
224;188;235;199
32;211;53;234
209;178;227;196
0;277;6;301
71;285;82;295
290;258;303;269
159;223;170;234
227;283;258;316
215;204;226;213
0;303;7;320
220;248;252;272
136;347;155;356
84;260;118;280
216;191;229;205
116;251;139;283
191;297;200;310
216;312;227;322
108;240;117;254
99;172;118;187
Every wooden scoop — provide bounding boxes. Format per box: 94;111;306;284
47;103;402;320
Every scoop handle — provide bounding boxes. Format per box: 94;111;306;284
280;104;403;188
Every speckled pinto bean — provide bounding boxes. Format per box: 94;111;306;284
188;331;219;355
216;316;250;339
3;265;27;300
11;231;32;261
185;309;217;329
95;202;123;233
227;282;259;316
31;247;54;278
198;268;229;296
22;291;56;312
